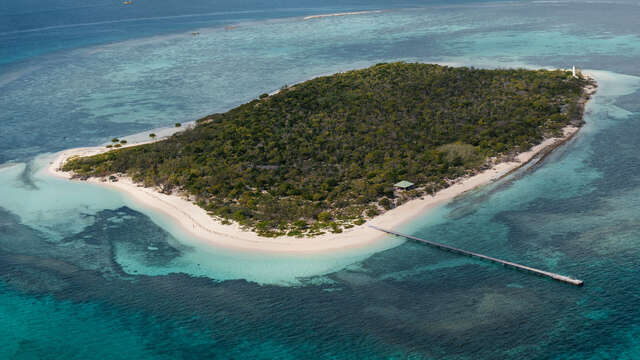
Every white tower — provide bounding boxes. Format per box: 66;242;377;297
572;65;577;78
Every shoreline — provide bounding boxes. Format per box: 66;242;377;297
46;73;597;254
45;127;582;254
46;122;593;254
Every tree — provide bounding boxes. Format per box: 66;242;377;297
317;212;331;222
378;197;393;210
62;63;591;236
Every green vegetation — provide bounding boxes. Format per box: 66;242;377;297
175;123;182;127
63;63;592;236
149;133;156;139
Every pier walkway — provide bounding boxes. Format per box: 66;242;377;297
368;225;583;286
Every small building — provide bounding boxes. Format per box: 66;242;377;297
394;180;415;191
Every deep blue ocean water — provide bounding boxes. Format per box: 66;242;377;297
2;0;640;358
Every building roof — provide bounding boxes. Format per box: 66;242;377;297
394;180;415;188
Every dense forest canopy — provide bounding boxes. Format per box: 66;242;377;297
63;63;591;236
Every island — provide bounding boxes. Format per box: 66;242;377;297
53;63;596;252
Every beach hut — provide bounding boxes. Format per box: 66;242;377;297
394;180;415;191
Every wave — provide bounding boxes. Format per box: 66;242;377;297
2;7;392;37
531;0;635;4
303;10;383;20
0;9;273;37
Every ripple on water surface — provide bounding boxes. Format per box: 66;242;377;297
3;3;640;358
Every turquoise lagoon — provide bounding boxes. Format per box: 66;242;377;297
2;1;640;358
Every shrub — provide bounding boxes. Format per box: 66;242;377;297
317;211;331;222
293;220;308;230
437;142;482;166
378;197;393;210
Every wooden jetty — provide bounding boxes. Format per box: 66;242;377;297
368;225;583;286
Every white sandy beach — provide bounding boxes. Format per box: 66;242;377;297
45;71;597;254
46;123;586;254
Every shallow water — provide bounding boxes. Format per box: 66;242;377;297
2;0;640;358
0;155;401;285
